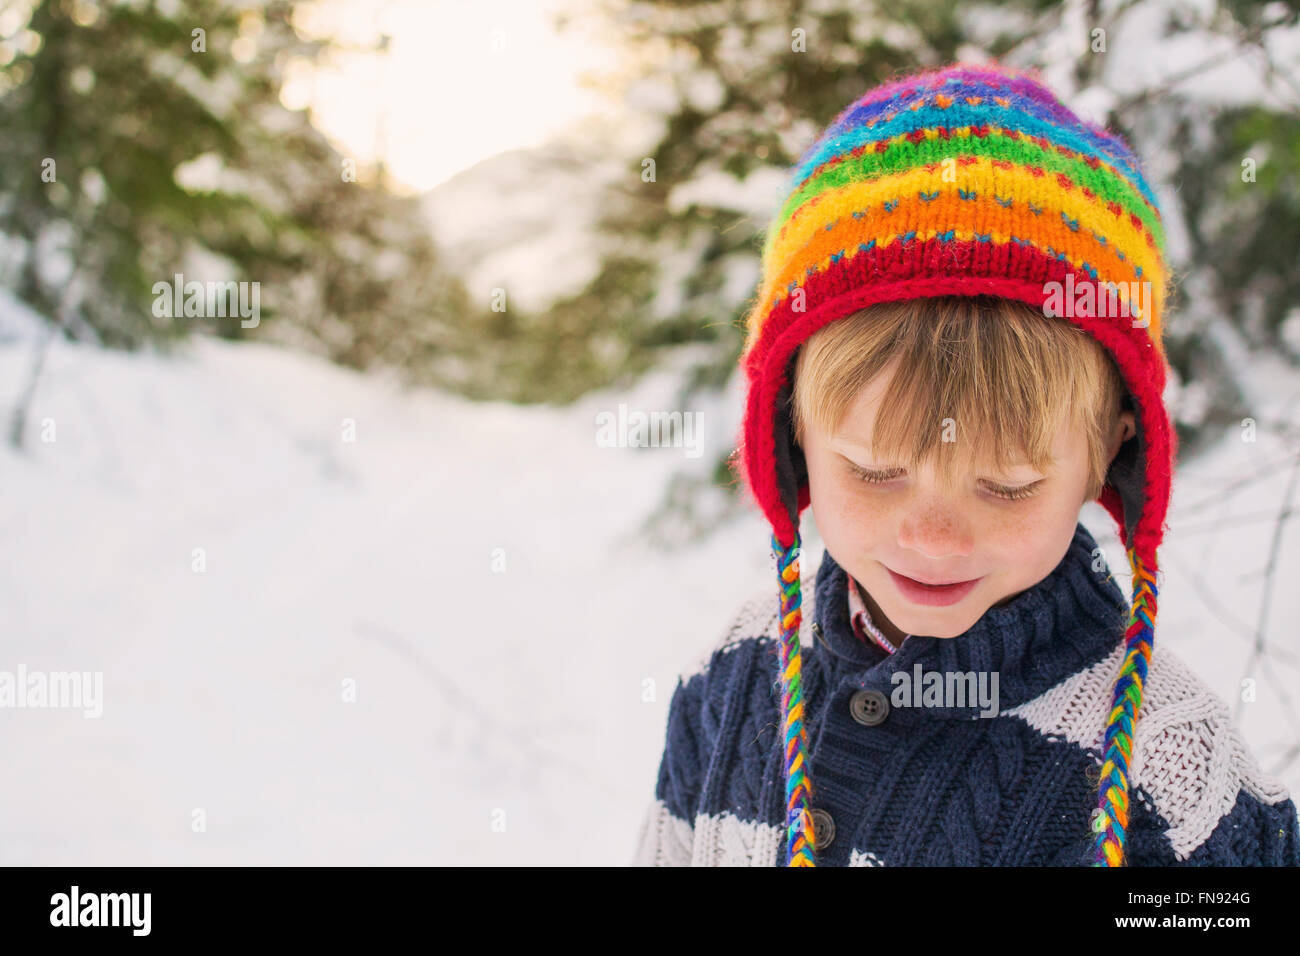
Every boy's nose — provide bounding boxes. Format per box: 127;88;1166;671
897;503;975;560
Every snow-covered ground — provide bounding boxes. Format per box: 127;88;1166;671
1;295;1298;864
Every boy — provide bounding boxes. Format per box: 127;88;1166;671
633;61;1300;866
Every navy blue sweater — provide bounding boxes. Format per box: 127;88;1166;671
634;522;1300;866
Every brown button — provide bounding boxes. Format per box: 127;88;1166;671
810;808;836;849
849;688;890;726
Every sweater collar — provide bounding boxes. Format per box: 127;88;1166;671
811;521;1129;715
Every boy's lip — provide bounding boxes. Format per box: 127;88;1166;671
886;568;983;607
887;567;981;587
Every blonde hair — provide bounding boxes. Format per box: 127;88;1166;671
790;295;1130;502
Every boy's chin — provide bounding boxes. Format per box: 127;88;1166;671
886;601;989;640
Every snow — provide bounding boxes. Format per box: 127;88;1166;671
1;306;1298;864
665;164;789;220
1282;307;1300;357
0;321;775;864
0;286;48;344
1078;0;1300;113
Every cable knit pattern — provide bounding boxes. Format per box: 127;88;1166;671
632;522;1300;866
1005;644;1296;863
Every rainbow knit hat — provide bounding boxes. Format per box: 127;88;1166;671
731;60;1178;867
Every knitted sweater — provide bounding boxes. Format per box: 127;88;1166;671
633;522;1300;866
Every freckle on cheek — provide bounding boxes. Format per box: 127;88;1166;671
993;509;1057;563
839;490;883;525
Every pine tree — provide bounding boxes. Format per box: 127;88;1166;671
0;0;473;385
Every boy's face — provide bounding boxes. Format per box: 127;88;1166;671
800;357;1134;643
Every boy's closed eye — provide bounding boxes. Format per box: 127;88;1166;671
839;457;1047;502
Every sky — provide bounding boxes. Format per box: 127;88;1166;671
282;0;617;195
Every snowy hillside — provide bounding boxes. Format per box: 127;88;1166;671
421;135;627;314
1;308;1298;864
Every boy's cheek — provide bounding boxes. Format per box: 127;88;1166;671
809;475;892;537
981;491;1080;557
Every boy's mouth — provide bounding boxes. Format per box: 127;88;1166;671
892;569;978;587
886;567;983;606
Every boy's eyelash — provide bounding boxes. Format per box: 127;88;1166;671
985;481;1042;501
847;464;1042;501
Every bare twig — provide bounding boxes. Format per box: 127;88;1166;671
1234;443;1300;728
1161;549;1300;668
7;319;56;450
353;620;625;800
8;264;82;450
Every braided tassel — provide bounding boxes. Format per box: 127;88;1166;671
1090;545;1158;866
773;531;817;866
